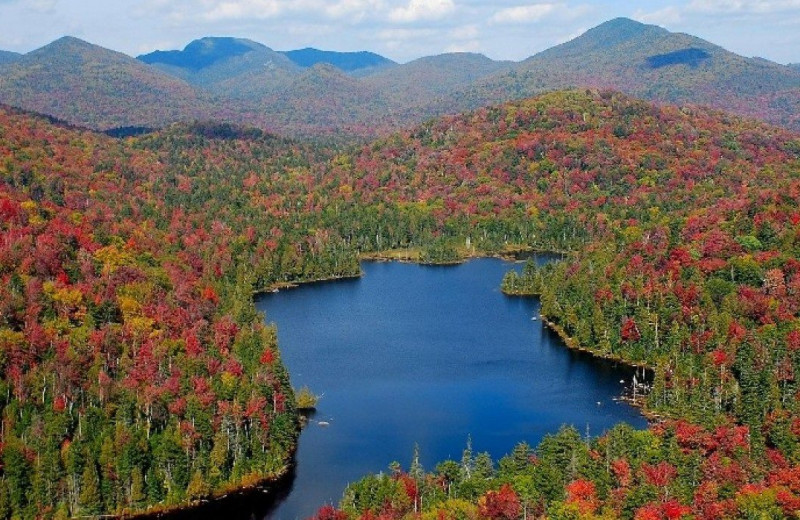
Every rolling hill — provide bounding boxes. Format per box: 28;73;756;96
0;36;220;130
463;17;800;131
282;47;395;73
254;53;512;137
0;50;21;65
4;79;800;517
362;52;512;118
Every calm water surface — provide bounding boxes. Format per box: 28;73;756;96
249;257;645;519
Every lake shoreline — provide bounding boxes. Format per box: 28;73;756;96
121;459;296;520
262;247;567;294
537;315;662;422
173;254;647;519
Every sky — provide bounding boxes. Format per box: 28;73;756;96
1;0;800;64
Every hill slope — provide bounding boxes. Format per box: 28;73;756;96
4;87;800;517
314;89;800;519
0;107;315;517
464;17;800;131
0;50;21;65
363;52;512;118
0;37;219;130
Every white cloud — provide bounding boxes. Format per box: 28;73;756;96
490;3;559;24
156;0;386;23
324;0;384;20
388;0;455;22
202;0;286;21
688;0;800;13
446;40;481;53
449;24;479;40
377;27;437;41
633;6;683;25
488;2;592;25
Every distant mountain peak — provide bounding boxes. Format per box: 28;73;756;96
138;37;267;70
597;17;648;30
40;36;101;53
282;47;395;72
51;35;91;45
577;17;667;49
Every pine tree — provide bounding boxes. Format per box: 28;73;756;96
78;461;101;515
186;469;210;500
0;478;10;519
130;467;146;507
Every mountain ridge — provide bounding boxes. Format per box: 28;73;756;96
0;49;21;65
282;47;395;73
455;17;800;131
0;35;221;130
2;19;800;137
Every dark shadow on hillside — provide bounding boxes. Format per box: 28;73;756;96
646;48;710;69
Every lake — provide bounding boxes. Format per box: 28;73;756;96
248;257;646;519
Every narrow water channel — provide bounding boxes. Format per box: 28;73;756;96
249;257;646;519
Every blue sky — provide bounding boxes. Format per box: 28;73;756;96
2;0;800;64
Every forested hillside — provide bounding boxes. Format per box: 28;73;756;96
0;110;329;518
305;90;800;519
462;18;800;133
0;37;218;131
0;51;20;66
3;87;800;518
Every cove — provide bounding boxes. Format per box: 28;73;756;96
252;257;646;519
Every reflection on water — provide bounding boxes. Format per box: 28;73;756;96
138;468;295;520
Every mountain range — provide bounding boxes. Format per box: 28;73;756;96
1;18;799;137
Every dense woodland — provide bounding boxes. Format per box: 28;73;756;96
1;87;800;518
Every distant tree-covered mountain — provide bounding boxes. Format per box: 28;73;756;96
137;37;300;97
2;19;800;137
139;36;257;70
363;52;512;113
0;36;220;130
282;47;395;73
0;49;21;65
461;17;800;131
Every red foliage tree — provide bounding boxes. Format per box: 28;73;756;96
479;484;520;520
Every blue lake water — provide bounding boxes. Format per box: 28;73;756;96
250;257;646;519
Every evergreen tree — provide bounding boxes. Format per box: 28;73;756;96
78;460;101;515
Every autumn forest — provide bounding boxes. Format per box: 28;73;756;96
2;16;800;520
